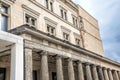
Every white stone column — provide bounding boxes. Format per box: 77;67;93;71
118;71;120;80
108;69;113;80
24;48;33;80
97;66;104;80
10;43;24;80
77;61;84;80
113;70;119;80
41;51;49;80
56;55;64;80
68;58;75;80
92;64;99;80
0;1;2;30
103;67;109;80
85;63;92;80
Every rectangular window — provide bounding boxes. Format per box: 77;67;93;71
45;0;54;12
0;68;6;80
52;72;57;80
25;14;36;26
1;5;9;31
72;16;78;28
60;9;67;20
47;24;55;35
33;71;37;80
75;38;80;46
61;9;63;18
50;2;53;12
46;0;49;9
63;32;69;41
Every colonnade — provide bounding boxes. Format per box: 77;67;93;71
25;49;120;80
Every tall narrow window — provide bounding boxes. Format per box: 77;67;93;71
0;68;6;80
64;12;67;20
72;15;78;28
1;5;9;31
60;9;67;20
50;2;53;12
61;9;63;18
46;0;49;9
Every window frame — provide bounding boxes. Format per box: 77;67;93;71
72;15;78;28
46;24;55;35
25;14;37;27
45;0;54;12
61;26;71;41
60;6;67;20
0;2;11;31
74;33;81;46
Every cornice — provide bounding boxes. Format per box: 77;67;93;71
22;4;40;16
9;25;120;67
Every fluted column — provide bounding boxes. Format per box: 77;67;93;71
92;64;99;80
103;67;109;80
0;1;2;30
108;69;113;80
56;55;64;80
68;58;75;80
41;51;49;80
97;66;104;80
112;70;119;80
77;61;84;80
118;71;120;80
25;48;33;80
85;63;92;80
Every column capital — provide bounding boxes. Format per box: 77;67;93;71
67;58;74;62
103;67;107;70
97;65;102;68
84;62;91;66
56;55;63;59
91;64;97;67
40;50;48;55
76;60;82;64
107;68;111;70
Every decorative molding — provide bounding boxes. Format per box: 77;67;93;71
22;4;40;17
61;26;71;34
44;17;58;27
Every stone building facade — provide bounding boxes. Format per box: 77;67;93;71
0;0;120;80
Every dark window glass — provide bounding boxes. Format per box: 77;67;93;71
75;19;78;27
1;6;8;14
51;28;54;34
31;19;35;26
64;12;67;20
63;32;69;41
47;26;50;32
50;2;53;12
73;17;75;25
0;68;6;80
46;0;49;9
25;16;29;23
52;72;57;80
1;15;8;31
61;10;63;18
33;71;37;80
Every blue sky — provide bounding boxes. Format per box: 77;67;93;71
72;0;120;62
